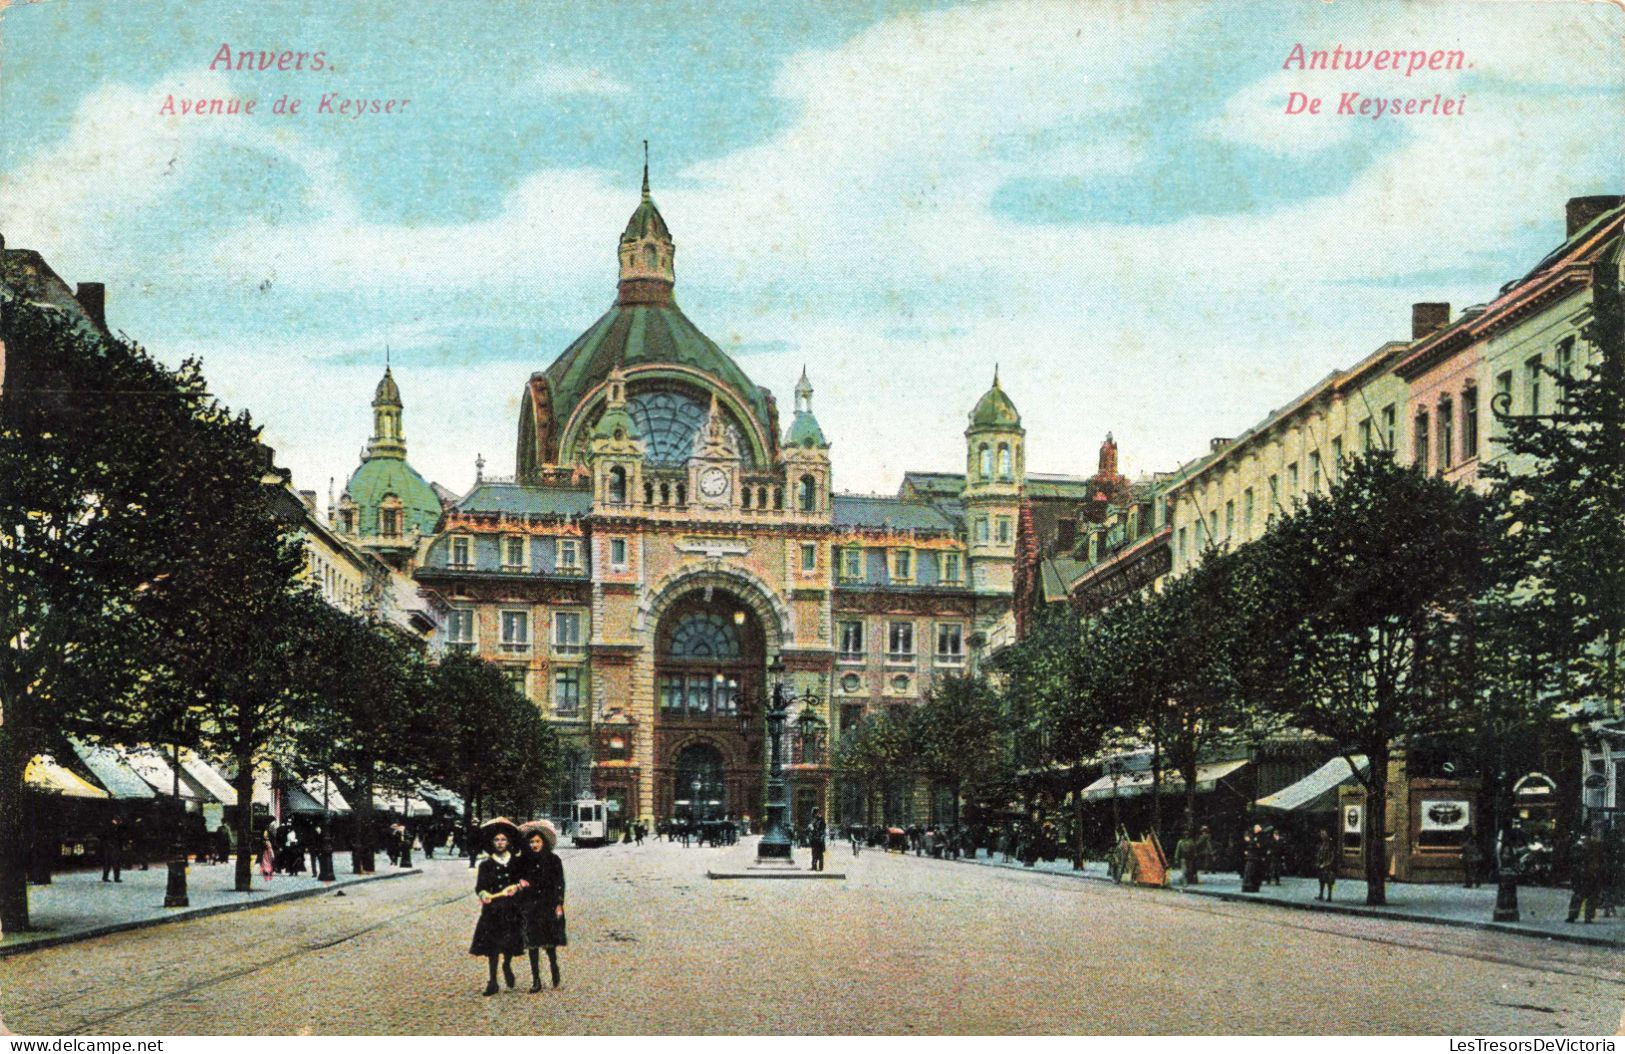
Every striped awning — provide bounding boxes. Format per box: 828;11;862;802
1081;759;1249;801
123;748;206;800
68;738;156;800
179;751;239;805
300;774;351;815
26;755;109;799
1257;756;1368;813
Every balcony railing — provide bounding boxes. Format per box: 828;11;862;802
837;650;866;664
885;651;916;665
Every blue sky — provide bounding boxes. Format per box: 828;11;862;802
3;0;1621;498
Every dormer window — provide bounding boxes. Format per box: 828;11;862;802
450;535;472;570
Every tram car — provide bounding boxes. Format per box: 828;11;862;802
571;799;609;847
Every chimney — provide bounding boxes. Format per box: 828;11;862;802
1566;195;1622;237
1098;433;1119;478
298;489;318;512
1412;302;1450;341
75;282;106;330
1209;437;1233;452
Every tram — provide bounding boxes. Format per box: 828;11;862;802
571;799;609;847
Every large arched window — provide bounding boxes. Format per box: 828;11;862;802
978;444;993;479
997;443;1013;481
607;466;627;503
798;474;817;512
668;614;742;659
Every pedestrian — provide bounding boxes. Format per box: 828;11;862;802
214;822;232;865
100;815;125;883
850;825;862;857
1174;830;1197;887
1566;832;1605;924
635;821;646;847
516;823;566;992
809;809;827;872
470;819;525;996
1315;830;1337;901
385;823;401;866
1461;838;1484;889
1241;824;1265;893
308;822;325;876
1266;828;1285;885
259;826;276;883
997;827;1011;863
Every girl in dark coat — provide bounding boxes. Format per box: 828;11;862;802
470;825;525;996
516;827;567;991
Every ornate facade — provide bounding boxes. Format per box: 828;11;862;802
341;170;1089;827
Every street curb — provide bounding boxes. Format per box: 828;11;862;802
895;853;1624;949
1171;885;1625;948
706;870;848;880
0;868;423;958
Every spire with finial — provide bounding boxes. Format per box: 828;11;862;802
786;366;828;449
367;364;406;459
618;139;675;303
475;453;485;484
993;363;1001;388
795;365;813;414
642;139;650;199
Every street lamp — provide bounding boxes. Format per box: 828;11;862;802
757;656;794;862
164;743;189;908
691;778;702;824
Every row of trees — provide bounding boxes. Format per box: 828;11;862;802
1;295;555;931
835;249;1623;906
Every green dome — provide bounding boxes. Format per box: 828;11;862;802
969;374;1021;430
786;411;827;448
541;302;776;458
593;402;639;442
343;456;442;537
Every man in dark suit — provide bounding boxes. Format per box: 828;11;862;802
809;809;827;872
100;816;125;882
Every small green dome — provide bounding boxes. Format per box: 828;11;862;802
786;411;827;448
374;367;401;406
343;456;441;537
622;196;671;243
969;372;1021;430
594;403;640;442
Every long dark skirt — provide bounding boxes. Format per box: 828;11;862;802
521;902;568;949
469;899;524;957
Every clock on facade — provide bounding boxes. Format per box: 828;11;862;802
698;467;730;502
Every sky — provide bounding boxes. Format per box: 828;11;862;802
2;0;1622;500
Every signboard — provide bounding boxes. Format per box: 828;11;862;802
1342;803;1363;852
1420;800;1470;831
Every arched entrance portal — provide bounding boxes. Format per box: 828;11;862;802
674;744;726;822
652;588;766;821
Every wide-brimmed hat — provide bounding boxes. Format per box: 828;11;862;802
479;816;522;849
519;819;558;850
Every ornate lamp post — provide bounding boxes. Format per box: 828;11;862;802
164;742;190;908
756;657;794;862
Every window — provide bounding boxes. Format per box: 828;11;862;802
1330;438;1342;480
798;474;817;512
838;620;865;662
1556;338;1574;412
448;608;476;654
503;666;528;698
1309;452;1322;494
978;444;993;479
1243;488;1254;534
1414;411;1430;474
842;547;863;581
1382;405;1396;451
1209;511;1218;541
839;673;863;696
1525;355;1543;415
607;466;627;504
500;610;529;653
1268;474;1280;509
1358;418;1373;453
338;508;355;533
996;517;1012;545
887;621;915;662
943;553;962;583
1462;386;1479;458
893;549;912;582
1438;396;1454;469
685;675;712;715
935;623;964;664
661;675;684;712
800;544;816;572
380;508;401;536
976;518;990;544
1177;526;1188;561
553;611;583;654
996;444;1013;481
1224;500;1234;539
1287;462;1299;495
556;538;580;571
609;538;628;570
1494;371;1513;435
503;536;526;571
451;536;472;570
553;669;581;715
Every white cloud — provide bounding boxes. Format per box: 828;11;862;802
531;63;631;98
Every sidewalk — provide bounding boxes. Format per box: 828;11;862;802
897;848;1625;947
0;860;423;957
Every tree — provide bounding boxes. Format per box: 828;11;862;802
1258;453;1485;905
910;672;1010;823
0;298;283;929
833;708;912;826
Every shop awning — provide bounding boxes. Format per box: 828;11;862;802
123;748;207;800
1081;758;1249;801
1256;756;1368;813
418;782;465;812
26;755;109;799
68;738;156;800
375;790;433;817
178;751;239;805
300;774;351;815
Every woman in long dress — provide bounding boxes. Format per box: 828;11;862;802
469;821;525;996
516;824;567;991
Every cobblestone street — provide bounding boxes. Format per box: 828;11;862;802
3;838;1621;1035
